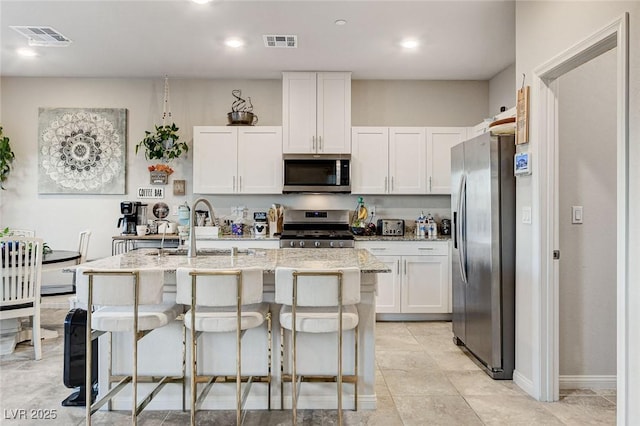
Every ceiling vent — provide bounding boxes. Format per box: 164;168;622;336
10;26;72;47
263;35;297;48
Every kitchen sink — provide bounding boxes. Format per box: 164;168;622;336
147;248;255;256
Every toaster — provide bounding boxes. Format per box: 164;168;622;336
377;219;405;236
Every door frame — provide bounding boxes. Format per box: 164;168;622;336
532;12;628;420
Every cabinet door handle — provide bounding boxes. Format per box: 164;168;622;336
391;176;395;192
370;247;387;251
429;176;432;192
233;176;236;191
319;136;323;151
238;176;242;192
397;259;400;275
312;136;316;152
418;247;434;251
403;259;407;275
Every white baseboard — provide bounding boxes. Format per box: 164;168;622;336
559;375;616;389
513;369;536;397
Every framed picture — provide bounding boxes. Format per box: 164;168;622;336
514;152;531;176
173;179;186;196
38;107;127;194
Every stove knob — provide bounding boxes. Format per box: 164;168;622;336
289;241;295;248
299;241;305;248
314;241;321;248
339;241;345;248
330;241;335;248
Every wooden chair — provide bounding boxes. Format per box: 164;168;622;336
76;267;185;426
275;267;360;425
0;236;44;360
8;229;35;237
176;267;272;426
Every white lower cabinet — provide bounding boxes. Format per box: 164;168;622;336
356;241;450;315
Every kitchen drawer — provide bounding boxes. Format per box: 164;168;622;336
356;240;449;256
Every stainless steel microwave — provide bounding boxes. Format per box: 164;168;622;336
282;154;351;193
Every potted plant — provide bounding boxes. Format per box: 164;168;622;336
0;126;16;190
135;123;188;161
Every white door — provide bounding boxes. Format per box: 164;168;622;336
389;127;426;194
374;255;401;313
282;72;317;153
193;126;237;194
401;255;449;313
237;127;283;193
351;127;389;194
427;127;467;194
316;72;351;153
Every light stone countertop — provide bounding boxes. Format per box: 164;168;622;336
79;248;391;274
354;235;451;242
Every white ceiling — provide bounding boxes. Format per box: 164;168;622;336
0;0;515;80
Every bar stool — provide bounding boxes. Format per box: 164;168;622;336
275;267;360;425
175;267;272;426
76;268;185;426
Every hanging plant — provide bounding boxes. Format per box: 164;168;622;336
135;77;188;162
135;123;188;160
0;126;16;190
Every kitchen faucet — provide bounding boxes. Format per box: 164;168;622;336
188;198;215;258
156;219;170;257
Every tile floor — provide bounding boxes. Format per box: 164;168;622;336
0;302;616;425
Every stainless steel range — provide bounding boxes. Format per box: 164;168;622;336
279;209;355;248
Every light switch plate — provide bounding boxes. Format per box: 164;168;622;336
522;206;532;224
571;206;583;224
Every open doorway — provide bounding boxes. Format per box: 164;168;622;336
532;13;628;421
557;48;617;390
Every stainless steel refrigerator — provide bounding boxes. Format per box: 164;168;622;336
450;132;515;379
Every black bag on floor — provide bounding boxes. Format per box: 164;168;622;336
62;308;97;406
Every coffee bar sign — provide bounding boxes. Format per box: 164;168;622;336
137;187;164;199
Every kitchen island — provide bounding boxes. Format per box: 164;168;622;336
78;248;389;411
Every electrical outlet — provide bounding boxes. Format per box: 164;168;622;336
370;205;376;216
172;205;179;216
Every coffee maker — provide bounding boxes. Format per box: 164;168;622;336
118;201;138;235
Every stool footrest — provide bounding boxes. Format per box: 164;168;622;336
109;375;184;384
281;374;357;384
194;375;271;384
90;376;132;414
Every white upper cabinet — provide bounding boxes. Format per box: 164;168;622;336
193;126;283;194
282;72;351;154
351;127;426;194
351;127;388;194
389;127;427;194
353;126;466;195
426;127;468;194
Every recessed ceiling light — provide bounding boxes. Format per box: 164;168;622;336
400;39;419;49
225;38;244;48
334;19;347;26
17;47;37;57
191;0;212;4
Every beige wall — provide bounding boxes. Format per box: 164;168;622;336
0;77;485;258
489;63;516;117
351;80;488;126
515;1;639;416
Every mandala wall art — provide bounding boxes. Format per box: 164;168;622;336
38;108;127;194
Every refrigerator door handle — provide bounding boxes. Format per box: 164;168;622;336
457;174;468;284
